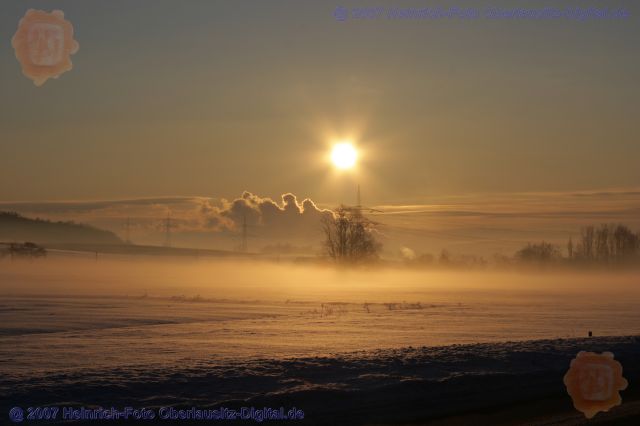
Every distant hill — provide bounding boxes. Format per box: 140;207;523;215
0;211;122;245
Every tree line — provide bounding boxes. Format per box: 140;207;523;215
517;224;640;266
321;209;640;269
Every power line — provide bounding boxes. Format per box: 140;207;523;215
163;213;176;247
240;214;248;252
125;217;132;244
354;184;382;214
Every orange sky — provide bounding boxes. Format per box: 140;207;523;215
1;1;638;206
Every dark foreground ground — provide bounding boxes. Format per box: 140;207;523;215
2;336;639;425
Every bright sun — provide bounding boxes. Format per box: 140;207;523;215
331;142;357;170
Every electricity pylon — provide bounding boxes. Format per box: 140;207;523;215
163;213;175;247
125;217;132;244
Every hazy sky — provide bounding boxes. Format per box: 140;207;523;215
1;0;638;205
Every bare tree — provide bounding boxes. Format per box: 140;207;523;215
580;226;595;261
595;224;610;263
322;206;381;263
515;242;561;264
570;224;639;265
612;224;639;262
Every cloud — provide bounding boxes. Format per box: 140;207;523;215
570;190;640;198
400;247;416;260
0;192;332;237
3;188;639;255
0;197;198;214
0;192;334;249
200;191;333;240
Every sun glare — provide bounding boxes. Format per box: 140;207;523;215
331;142;357;170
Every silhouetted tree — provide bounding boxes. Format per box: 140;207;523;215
322;206;381;263
8;242;47;258
595;224;610;263
569;224;639;265
515;242;561;264
611;224;639;262
439;249;451;265
580;226;595;261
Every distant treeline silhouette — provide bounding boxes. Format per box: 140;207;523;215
0;211;122;245
567;224;639;264
1;242;47;259
401;223;640;269
513;224;639;266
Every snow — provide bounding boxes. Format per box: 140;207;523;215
1;257;639;423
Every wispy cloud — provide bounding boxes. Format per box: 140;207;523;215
2;189;639;255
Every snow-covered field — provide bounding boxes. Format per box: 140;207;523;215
1;257;639;424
